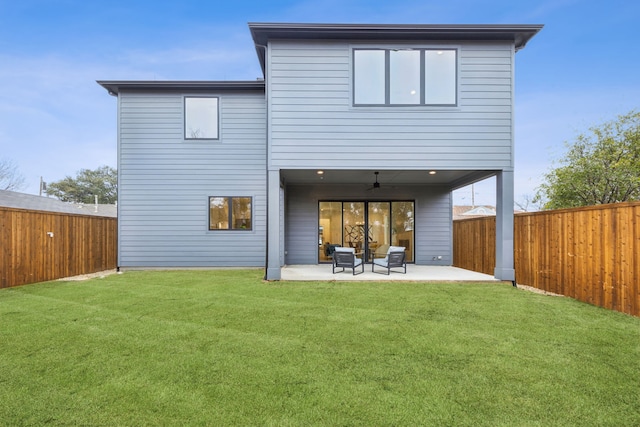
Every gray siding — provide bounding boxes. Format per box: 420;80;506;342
285;184;452;265
118;91;266;267
268;40;513;170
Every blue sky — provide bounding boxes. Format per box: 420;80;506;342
1;0;638;207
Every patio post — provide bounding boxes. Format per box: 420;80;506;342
266;169;282;280
494;170;515;281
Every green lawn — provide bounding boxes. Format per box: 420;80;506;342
0;270;638;426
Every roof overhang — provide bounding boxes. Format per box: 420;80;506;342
249;22;543;73
97;80;265;96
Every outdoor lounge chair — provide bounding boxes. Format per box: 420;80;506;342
372;245;406;274
332;246;364;275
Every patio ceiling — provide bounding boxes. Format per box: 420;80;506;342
280;169;497;190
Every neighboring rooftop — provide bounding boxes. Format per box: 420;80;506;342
453;205;496;220
0;190;117;217
453;205;527;220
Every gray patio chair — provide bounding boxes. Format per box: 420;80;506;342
332;246;364;275
372;245;406;274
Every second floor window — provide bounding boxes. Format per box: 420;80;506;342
353;48;457;106
185;97;219;139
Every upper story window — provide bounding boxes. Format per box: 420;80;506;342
353;48;457;106
185;97;219;139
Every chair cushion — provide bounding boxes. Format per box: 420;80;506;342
373;258;388;267
375;245;406;262
334;247;355;253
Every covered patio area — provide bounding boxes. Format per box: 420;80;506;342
281;264;500;282
268;169;515;282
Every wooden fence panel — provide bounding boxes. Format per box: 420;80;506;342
453;217;495;276
0;207;117;288
454;202;640;317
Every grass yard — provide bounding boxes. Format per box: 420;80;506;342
0;270;639;426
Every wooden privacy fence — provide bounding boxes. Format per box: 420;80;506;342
454;202;640;317
0;207;117;288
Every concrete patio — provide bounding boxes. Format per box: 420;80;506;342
280;264;500;282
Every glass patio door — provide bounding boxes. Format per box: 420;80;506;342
367;202;390;261
318;201;414;263
343;202;366;252
391;201;414;262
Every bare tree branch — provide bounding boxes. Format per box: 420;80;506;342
0;158;26;191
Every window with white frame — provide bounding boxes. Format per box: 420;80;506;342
353;48;457;106
185;97;219;139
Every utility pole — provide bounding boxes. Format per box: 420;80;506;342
471;183;475;208
39;177;47;196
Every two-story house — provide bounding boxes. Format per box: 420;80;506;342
98;22;542;280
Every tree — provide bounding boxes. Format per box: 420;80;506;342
535;110;640;210
514;194;545;212
0;158;26;191
47;165;117;204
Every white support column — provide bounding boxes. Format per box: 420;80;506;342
495;170;515;281
266;169;282;280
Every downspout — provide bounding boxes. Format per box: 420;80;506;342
510;41;516;288
511;41;517;288
106;86;122;273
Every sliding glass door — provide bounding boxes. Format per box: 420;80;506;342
318;201;414;263
367;202;390;260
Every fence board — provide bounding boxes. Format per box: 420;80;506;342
0;207;117;288
454;202;640;317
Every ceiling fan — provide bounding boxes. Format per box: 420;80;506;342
367;171;381;191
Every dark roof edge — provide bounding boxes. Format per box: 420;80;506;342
97;80;266;95
248;22;544;31
248;22;544;45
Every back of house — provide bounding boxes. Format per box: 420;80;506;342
99;22;542;280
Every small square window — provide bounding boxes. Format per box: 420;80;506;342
209;197;252;230
185;97;219;139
